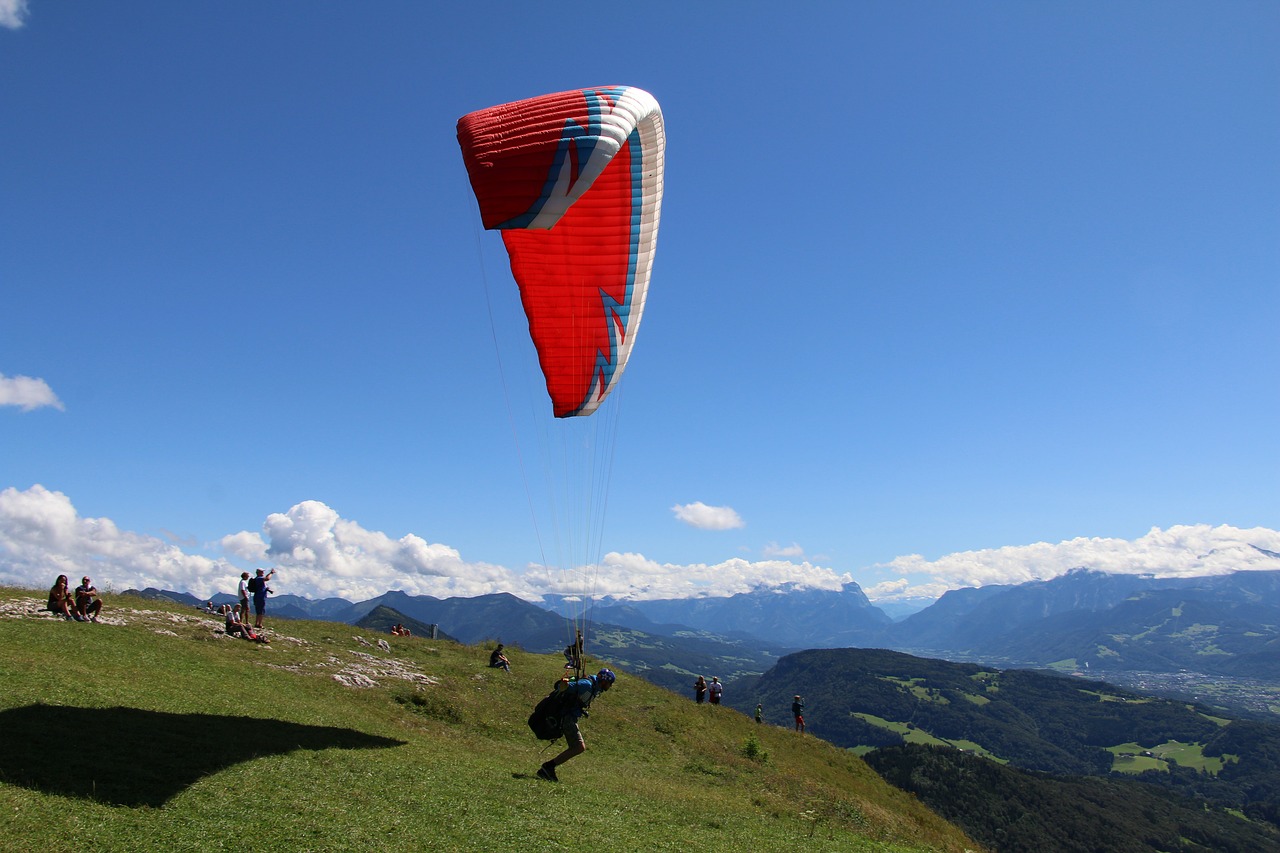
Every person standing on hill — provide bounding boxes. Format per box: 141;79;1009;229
237;572;251;622
694;675;707;704
792;695;806;734
247;568;275;629
537;668;616;783
563;629;584;672
708;676;723;705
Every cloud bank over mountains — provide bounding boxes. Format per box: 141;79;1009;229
1;484;1277;605
864;526;1280;601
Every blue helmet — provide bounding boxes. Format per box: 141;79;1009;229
596;668;616;686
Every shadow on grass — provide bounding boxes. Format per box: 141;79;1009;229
0;703;405;807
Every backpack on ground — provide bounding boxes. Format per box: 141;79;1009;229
527;677;577;741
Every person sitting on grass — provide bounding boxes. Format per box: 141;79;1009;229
225;604;269;644
489;643;511;672
74;576;103;623
47;575;76;620
537;668;616;783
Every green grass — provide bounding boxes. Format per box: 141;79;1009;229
0;589;980;852
879;677;951;705
1106;740;1236;775
850;713;1007;765
1195;707;1232;727
1077;689;1151;705
851;713;942;745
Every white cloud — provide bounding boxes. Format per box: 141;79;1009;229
762;541;804;558
862;578;911;599
0;0;28;30
0;485;229;594
866;524;1280;601
0;487;536;601
672;501;744;530
0;486;854;603
538;551;852;601
4;487;1277;613
0;374;64;412
220;530;268;561
224;499;538;601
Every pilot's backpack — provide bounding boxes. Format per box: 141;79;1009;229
528;677;578;740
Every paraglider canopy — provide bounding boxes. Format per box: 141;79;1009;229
457;86;665;417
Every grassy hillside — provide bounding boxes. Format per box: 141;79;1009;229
0;589;979;853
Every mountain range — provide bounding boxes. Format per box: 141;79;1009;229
126;567;1280;689
884;568;1280;677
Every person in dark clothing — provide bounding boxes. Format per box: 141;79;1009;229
74;577;102;622
247;568;275;629
47;575;75;619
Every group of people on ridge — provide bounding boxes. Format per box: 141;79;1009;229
46;575;102;622
45;570;279;638
199;571;276;643
236;568;275;630
693;674;724;704
692;675;807;733
221;602;269;643
218;568;276;643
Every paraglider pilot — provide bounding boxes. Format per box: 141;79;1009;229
537;668;615;782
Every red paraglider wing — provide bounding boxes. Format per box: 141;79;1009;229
457;87;664;417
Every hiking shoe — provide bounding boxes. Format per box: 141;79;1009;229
537;762;558;782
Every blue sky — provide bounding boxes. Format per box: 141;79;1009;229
2;1;1278;605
